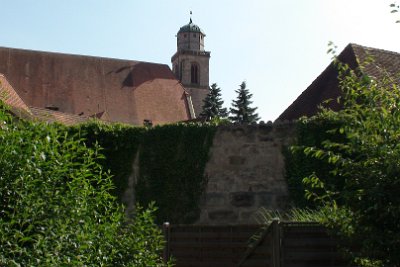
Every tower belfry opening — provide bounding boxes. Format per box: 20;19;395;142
171;17;211;117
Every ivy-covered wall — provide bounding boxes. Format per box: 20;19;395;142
137;124;216;224
284;115;346;208
70;123;145;202
70;119;324;225
70;122;217;224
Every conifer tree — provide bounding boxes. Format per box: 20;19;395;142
200;83;228;120
229;81;260;123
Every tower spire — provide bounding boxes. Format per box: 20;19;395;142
190;11;192;23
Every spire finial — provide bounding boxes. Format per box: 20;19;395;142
190;11;192;23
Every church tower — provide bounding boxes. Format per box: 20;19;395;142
171;18;210;117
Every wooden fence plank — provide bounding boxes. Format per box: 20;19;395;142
164;222;354;267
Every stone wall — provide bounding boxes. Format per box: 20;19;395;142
197;121;296;224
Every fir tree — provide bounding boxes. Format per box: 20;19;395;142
200;83;228;120
229;81;260;123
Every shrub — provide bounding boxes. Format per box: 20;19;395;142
0;104;169;266
293;54;400;266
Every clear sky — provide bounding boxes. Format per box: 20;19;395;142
2;0;399;121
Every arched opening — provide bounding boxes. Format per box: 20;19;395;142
191;63;199;84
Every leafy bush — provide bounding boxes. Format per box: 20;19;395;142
292;54;400;266
0;104;169;266
284;114;346;208
70;121;145;202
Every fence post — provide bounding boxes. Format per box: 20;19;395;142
272;219;281;267
163;222;170;263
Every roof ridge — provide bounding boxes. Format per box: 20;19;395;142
349;43;400;57
0;46;169;67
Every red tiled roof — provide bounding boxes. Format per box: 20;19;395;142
277;43;400;121
0;74;33;118
0;47;192;125
29;106;89;126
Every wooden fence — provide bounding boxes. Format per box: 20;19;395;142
163;224;260;267
163;221;353;267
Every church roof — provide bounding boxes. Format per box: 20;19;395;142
0;46;193;125
29;106;89;126
0;73;33;119
178;19;205;35
277;43;400;121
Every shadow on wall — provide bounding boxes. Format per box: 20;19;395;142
107;62;177;90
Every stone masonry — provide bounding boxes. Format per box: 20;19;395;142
197;122;296;224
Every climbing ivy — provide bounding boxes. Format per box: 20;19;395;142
70;122;145;202
71;121;217;224
137;123;216;224
284;115;346;208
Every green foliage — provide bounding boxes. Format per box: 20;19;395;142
284;115;346;208
70;121;145;202
0;104;168;266
229;81;260;123
200;83;228;120
290;50;400;266
254;207;329;225
71;121;216;224
136;123;216;224
249;207;330;248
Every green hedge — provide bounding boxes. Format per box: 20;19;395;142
0;105;168;266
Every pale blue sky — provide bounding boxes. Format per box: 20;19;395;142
2;0;399;121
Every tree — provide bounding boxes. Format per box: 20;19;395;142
229;81;260;123
296;53;400;266
200;83;228;120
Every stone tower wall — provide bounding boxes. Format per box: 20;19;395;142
177;32;205;51
178;53;210;87
171;52;210;116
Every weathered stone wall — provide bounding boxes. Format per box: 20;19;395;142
197;121;296;224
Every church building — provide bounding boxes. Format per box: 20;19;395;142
0;19;211;125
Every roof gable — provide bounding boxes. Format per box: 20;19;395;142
277;44;400;121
